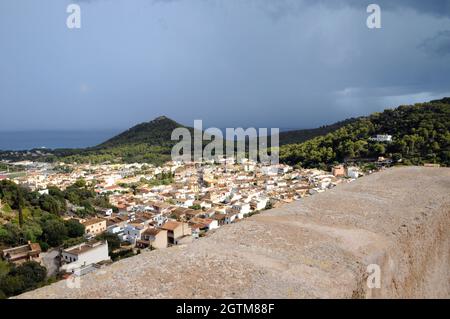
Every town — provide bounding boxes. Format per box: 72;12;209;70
0;155;382;288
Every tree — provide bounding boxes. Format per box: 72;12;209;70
22;221;43;242
17;189;24;228
372;143;386;155
73;179;87;188
64;219;85;238
0;223;22;246
0;261;47;298
48;186;65;199
0;260;10;280
42;219;67;247
39;194;61;215
0;274;25;297
13;261;47;288
80;200;95;214
96;232;120;253
63;237;86;248
48;187;67;211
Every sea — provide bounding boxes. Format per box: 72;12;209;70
0;130;120;151
0;127;300;151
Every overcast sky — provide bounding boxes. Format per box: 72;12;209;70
0;0;449;131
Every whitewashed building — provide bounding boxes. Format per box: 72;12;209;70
232;202;251;216
346;167;360;179
61;241;110;275
370;134;392;142
124;224;147;245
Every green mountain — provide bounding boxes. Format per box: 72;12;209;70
51;114;349;164
280;98;450;168
97;116;186;148
50;116;192;165
277;118;359;146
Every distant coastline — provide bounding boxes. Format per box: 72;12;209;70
0;130;120;151
0;127;303;152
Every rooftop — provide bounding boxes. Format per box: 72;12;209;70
82;218;106;226
64;241;107;256
161;220;182;231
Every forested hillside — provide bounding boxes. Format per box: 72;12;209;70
277;118;358;145
280;99;450;168
47;116;189;165
1;99;449;168
97;116;184;148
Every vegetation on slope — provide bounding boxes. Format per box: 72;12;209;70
97;116;183;148
49;144;172;166
0;179;122;298
45;116;195;165
0;181;87;298
0;179;116;250
280;99;450;169
0;260;49;299
1;99;448;168
277;118;359;145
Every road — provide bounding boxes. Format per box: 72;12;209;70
41;249;60;277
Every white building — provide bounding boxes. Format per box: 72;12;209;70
244;163;256;172
260;166;279;176
152;212;168;227
251;197;268;211
202;218;219;231
107;224;124;235
37;189;49;196
346;167;360;179
124;224;147;245
370;134;392;142
232;202;251;216
61;241;110;275
101;208;113;217
175;198;194;208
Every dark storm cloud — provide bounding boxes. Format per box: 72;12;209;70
73;0;450;17
253;0;450;21
420;30;450;56
308;0;450;17
0;0;449;131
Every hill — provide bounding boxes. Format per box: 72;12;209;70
50;114;351;164
1;98;448;167
97;116;186;149
49;116;193;165
277;118;359;145
279;98;450;168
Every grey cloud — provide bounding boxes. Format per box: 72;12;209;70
1;0;449;131
72;0;450;17
304;0;450;17
420;30;450;56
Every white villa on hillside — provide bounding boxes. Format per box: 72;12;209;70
370;134;393;142
61;240;110;276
